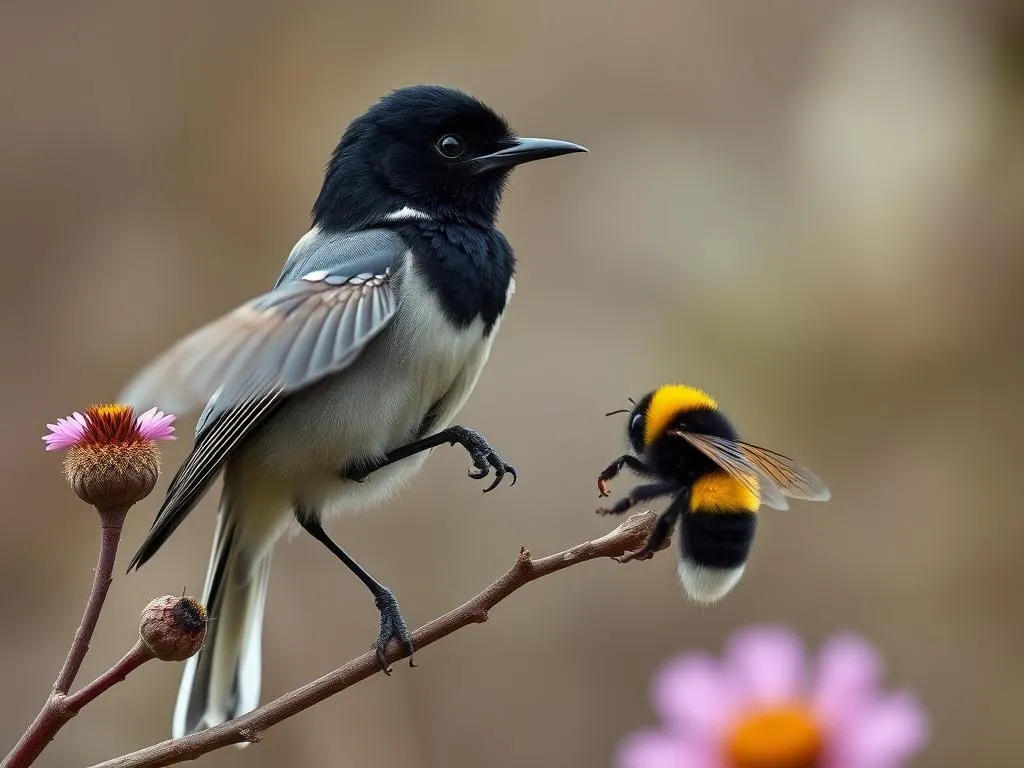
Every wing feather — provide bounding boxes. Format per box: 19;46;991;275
122;228;407;570
128;385;282;570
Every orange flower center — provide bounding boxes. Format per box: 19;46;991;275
82;404;141;446
726;705;823;768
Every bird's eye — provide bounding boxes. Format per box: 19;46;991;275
436;134;466;159
630;414;643;432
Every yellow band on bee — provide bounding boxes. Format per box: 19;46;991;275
690;472;760;513
644;384;718;447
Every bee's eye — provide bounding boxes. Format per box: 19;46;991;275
630;414;643;432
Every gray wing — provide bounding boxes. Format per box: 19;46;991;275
123;228;406;570
274;225;404;288
121;228;405;417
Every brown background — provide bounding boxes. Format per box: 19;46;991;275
1;1;1022;766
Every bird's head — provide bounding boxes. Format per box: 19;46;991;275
313;85;586;230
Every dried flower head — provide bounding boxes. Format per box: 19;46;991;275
43;405;175;508
139;594;208;662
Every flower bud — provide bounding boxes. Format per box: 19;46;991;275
139;595;208;662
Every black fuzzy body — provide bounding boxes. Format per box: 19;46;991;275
678;509;757;569
615;394;759;589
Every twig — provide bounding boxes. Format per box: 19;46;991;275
55;507;129;693
89;511;658;768
64;642;156;712
4;504;135;768
1;641;154;768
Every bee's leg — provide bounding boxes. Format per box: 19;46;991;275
619;490;688;563
597;455;650;497
596;481;678;516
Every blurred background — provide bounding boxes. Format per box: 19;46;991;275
1;0;1022;765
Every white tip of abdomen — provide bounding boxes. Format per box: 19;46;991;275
677;558;746;604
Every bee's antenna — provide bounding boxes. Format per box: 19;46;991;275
627;397;636;405
605;409;630;417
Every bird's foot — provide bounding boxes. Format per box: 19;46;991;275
374;588;415;675
447;426;517;493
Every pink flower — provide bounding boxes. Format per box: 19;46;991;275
43;405;175;451
43;404;176;508
617;626;928;768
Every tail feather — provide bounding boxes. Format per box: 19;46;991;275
173;497;272;739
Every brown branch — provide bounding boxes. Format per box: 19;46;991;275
64;642;156;712
57;506;130;693
2;642;155;768
89;511;658;768
4;505;130;768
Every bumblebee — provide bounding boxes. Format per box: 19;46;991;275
597;384;830;604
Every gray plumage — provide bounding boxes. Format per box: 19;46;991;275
122;225;502;735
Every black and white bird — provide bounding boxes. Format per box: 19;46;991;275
119;84;586;737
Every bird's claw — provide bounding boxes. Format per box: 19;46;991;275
374;589;415;675
457;431;517;493
467;452;517;493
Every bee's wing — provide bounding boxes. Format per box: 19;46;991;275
674;431;831;507
734;440;831;503
672;431;790;509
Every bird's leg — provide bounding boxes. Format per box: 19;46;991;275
596;480;679;516
597;454;650;497
295;509;415;674
617;490;688;563
347;425;516;493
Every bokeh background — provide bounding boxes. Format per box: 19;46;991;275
2;0;1022;765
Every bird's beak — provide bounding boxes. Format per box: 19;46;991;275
470;137;588;174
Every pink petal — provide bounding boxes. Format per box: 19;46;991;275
616;729;715;768
652;653;736;736
723;625;807;704
135;407;176;441
42;413;88;451
813;633;883;725
835;691;928;768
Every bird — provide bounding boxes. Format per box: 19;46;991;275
596;384;830;603
119;84;587;737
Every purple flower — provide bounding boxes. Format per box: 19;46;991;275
44;405;175;451
618;625;928;768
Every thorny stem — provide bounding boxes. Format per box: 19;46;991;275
3;505;130;768
89;511;659;768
